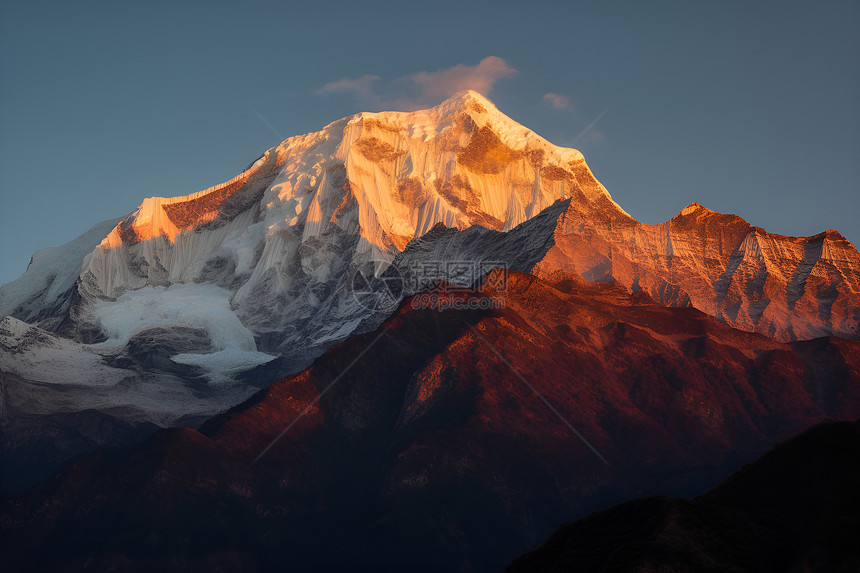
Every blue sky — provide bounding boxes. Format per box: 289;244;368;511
1;0;858;286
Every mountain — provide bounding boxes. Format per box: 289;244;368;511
507;420;860;572
535;200;860;342
1;90;859;491
3;91;857;360
2;90;856;354
0;92;578;488
30;91;585;365
3;271;858;571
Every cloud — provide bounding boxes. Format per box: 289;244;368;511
542;92;571;110
410;57;517;101
317;74;380;97
317;57;517;110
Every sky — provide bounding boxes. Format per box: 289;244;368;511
1;0;858;286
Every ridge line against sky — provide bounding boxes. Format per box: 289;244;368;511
1;1;858;287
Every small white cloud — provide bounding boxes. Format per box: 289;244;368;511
316;57;517;110
543;92;571;110
411;57;517;101
317;74;381;97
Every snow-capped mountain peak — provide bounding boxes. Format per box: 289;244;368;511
1;91;859;492
92;90;607;265
74;92;622;337
0;91;618;391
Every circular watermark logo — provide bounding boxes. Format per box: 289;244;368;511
351;260;405;312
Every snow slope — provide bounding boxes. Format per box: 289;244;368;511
0;218;121;328
0;316;255;425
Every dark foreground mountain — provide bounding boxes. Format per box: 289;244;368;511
3;270;858;572
508;420;860;573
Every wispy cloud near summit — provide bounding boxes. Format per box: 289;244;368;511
542;92;571;110
317;57;517;110
411;57;517;102
317;74;381;97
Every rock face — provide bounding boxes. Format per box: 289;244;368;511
4;272;859;571
534;198;860;342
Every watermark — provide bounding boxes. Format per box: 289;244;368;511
407;260;509;293
351;261;406;312
411;292;505;310
350;259;509;312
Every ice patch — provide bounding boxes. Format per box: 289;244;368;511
171;348;275;383
91;283;275;382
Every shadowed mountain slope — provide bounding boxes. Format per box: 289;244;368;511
3;270;858;572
